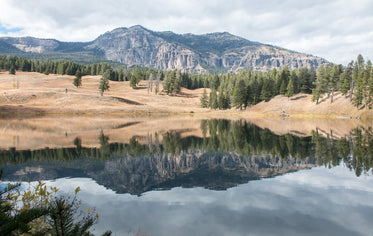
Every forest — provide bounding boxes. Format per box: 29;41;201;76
0;54;372;110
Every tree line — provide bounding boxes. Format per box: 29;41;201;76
0;54;159;82
1;120;372;177
198;55;373;110
1;54;372;109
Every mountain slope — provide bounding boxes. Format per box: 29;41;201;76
0;25;328;73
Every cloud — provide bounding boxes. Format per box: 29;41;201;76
41;165;373;236
0;0;372;64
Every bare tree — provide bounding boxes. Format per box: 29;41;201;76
148;73;154;94
155;73;161;95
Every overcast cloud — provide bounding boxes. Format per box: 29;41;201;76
0;0;372;64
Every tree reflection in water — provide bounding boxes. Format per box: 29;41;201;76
1;119;372;195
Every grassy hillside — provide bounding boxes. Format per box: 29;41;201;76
0;71;372;119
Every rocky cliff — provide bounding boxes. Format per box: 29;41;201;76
0;25;328;73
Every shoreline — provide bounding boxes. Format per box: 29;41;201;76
0;104;369;121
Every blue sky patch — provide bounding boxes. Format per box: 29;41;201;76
0;23;22;34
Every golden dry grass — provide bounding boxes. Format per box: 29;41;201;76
0;71;208;115
0;115;206;150
1;71;373;119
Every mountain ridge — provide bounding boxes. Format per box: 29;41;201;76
0;25;328;73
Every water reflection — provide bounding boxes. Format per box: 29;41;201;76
1;119;372;195
2;118;373;235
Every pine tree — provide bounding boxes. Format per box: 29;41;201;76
99;71;110;96
130;67;142;88
200;88;209;108
218;86;229;109
260;78;273;102
279;80;287;95
286;77;294;98
73;70;82;88
367;65;373;108
339;72;349;95
354;70;366;108
130;75;137;88
162;72;173;94
233;79;247;109
9;64;16;75
172;71;181;94
312;65;328;104
163;70;180;95
209;89;218;109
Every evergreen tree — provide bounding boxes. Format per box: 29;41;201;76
210;75;220;90
290;70;299;94
299;68;313;94
172;71;181;94
9;64;16;75
162;72;173;94
99;70;110;96
73;70;82;88
367;65;373;108
279;80;287;95
91;64;97;75
130;75;138;88
339;71;350;95
218;86;229;109
354;70;366;107
200;88;209;108
286;77;294;98
209;89;218;109
260;78;273;102
163;70;180;95
47;193;111;236
130;67;142;88
312;65;328;104
233;79;247;109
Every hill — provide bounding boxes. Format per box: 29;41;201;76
1;71;372;120
0;25;328;73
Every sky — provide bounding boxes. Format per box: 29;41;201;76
0;0;372;65
38;165;373;235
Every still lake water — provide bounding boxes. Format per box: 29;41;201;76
1;117;373;236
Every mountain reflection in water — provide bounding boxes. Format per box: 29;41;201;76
1;119;372;195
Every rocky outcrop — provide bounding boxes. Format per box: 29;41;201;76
0;37;59;53
0;25;328;73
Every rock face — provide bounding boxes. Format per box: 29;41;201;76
0;25;328;73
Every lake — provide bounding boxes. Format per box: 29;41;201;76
1;116;373;236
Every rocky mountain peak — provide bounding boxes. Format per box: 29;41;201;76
0;25;328;73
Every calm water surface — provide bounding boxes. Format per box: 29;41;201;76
1;118;372;236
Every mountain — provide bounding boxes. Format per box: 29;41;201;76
0;25;328;73
1;150;315;195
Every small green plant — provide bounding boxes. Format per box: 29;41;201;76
1;171;111;235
